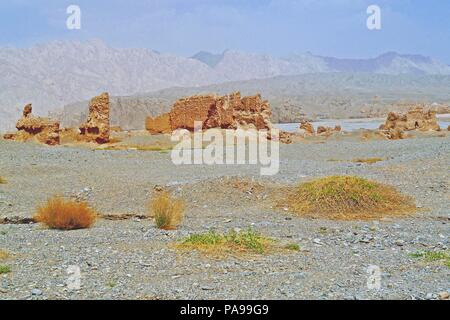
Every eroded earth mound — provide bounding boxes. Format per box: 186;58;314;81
3;104;60;145
79;93;111;144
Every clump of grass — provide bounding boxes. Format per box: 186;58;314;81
175;229;275;257
0;176;6;184
0;265;11;274
149;191;185;230
352;157;384;164
284;243;300;251
134;145;172;152
107;279;117;289
34;197;97;230
410;250;450;268
100;144;172;152
327;158;383;164
283;176;416;220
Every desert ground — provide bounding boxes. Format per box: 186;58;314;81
0;130;449;300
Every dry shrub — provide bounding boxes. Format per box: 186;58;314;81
34;197;97;230
0;249;9;261
284;176;416;220
327;158;384;164
100;144;171;152
352;157;384;164
149;191;185;230
0;176;6;184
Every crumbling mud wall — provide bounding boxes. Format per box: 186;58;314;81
79;92;110;143
145;113;172;134
3;104;60;145
145;92;273;134
381;106;441;132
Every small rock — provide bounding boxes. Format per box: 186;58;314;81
438;291;449;300
31;289;43;296
425;293;437;300
313;238;322;245
395;240;405;247
201;286;214;291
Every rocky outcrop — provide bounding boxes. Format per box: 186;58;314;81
146;92;273;133
79;93;110;143
145;113;172;134
381;106;441;132
3;104;60;145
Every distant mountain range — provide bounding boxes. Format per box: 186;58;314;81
191;50;450;77
1;39;450;131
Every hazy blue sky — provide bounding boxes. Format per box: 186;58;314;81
1;0;449;62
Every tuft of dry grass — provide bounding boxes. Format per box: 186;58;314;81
175;229;274;257
327;158;384;164
283;176;416;220
34;197;97;230
352;157;384;164
149;191;185;230
0;176;6;184
100;144;172;152
0;249;9;261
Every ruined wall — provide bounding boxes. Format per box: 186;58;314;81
145;113;172;134
146;92;274;134
3;104;60;145
317;125;342;136
381;106;441;132
299;121;315;136
234;95;272;130
169;95;217;131
79;92;110;143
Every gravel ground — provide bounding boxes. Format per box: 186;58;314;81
0;133;449;300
